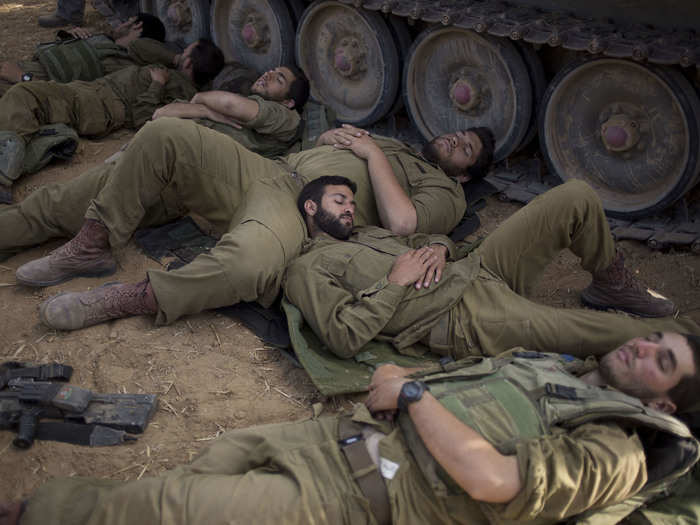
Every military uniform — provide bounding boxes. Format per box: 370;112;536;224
284;180;700;359
193;94;301;158
0;37;176;95
0;118;465;322
0;64;196;145
18;353;698;525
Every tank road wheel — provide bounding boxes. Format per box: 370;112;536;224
539;58;700;219
140;0;209;47
403;26;532;161
211;0;295;72
295;0;400;126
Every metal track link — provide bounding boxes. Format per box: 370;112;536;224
339;0;700;68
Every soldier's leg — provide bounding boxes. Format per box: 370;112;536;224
20;417;372;525
0;162;176;260
149;184;306;324
0;61;48;96
0;82;77;140
475;180;613;295
39;181;306;329
55;0;85;23
461;278;699;358
86;118;281;248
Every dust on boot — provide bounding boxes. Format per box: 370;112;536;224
16;219;116;287
581;249;675;318
39;279;158;331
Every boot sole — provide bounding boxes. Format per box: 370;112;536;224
16;264;117;288
580;295;674;319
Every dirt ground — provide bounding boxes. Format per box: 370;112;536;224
1;0;699;503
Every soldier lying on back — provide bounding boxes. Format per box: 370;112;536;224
1;335;699;524
0;14;173;94
0;39;224;186
285;177;698;360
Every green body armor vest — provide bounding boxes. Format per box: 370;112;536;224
399;351;699;524
34;35;128;83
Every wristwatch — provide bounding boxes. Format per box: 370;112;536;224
21;72;33;82
397;381;429;411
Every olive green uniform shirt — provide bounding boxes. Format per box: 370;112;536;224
285;136;466;234
194;95;301;157
102;64;197;128
285;182;699;360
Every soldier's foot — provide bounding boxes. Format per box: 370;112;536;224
0;502;24;525
37;12;83;27
40;279;158;330
16;219;116;287
581;250;675;318
0;132;25;187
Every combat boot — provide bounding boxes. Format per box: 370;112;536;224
581;250;675;317
16;219;116;287
39;279;158;331
0;131;25;187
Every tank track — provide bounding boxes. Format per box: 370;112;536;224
339;0;700;69
486;158;700;252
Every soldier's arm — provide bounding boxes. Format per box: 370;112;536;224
190;91;259;123
330;125;418;234
131;68;168;128
365;374;521;502
152;101;243;128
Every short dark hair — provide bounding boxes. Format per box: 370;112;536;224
136;12;166;42
284;64;310;113
668;334;700;414
297;176;357;219
190;39;225;87
465;126;495;180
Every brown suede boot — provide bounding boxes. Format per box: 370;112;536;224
39;279;158;331
16;219;116;287
581;250;675;317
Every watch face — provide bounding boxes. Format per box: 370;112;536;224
403;382;421;399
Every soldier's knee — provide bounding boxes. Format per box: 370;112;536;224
562;179;601;205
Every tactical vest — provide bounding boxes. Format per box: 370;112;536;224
34;35;128;83
398;351;700;524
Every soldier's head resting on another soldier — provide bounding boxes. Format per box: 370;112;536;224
251;64;310;113
297;175;356;240
178;39;225;88
422;127;495;182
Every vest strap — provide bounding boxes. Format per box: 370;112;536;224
338;417;391;525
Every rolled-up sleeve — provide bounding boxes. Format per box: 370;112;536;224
245;95;300;141
485;422;647;522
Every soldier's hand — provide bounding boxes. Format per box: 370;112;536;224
388;247;438;288
67;26;92;39
315;124;370;147
150;67;170;85
371;364;411;384
419;243;447;288
0;62;23;83
366;376;407;414
332;127;379;159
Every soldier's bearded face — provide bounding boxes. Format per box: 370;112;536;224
598;332;695;402
314;206;353;240
312;185;355;240
423;130;483;181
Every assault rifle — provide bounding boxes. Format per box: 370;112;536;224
0;362;158;449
